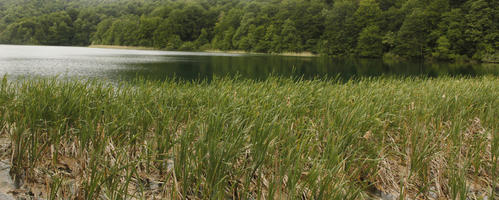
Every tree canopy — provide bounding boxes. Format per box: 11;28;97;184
0;0;497;61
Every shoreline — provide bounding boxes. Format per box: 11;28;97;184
203;49;319;57
88;44;157;51
88;45;319;57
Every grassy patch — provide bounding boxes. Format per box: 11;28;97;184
0;76;497;199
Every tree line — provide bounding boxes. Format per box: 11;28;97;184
0;0;497;61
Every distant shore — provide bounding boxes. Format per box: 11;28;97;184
204;49;319;57
88;45;157;50
89;45;319;57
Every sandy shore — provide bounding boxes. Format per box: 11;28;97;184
204;49;319;57
89;45;319;57
88;45;157;50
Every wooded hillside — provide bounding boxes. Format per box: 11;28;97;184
0;0;497;61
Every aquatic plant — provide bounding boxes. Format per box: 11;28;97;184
0;76;497;199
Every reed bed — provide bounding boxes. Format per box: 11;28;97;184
0;76;497;199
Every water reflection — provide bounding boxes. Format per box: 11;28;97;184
117;56;499;81
0;45;497;82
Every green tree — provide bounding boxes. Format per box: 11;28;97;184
92;18;113;45
213;27;235;50
432;36;451;60
0;19;40;44
394;8;430;58
247;24;267;52
0;0;495;60
279;19;301;52
105;17;140;46
354;0;382;28
37;12;74;45
264;24;280;52
73;18;94;46
195;29;211;49
439;9;467;56
168;4;213;42
357;25;383;58
165;34;182;50
152;19;174;49
464;0;495;59
320;0;358;56
137;16;161;46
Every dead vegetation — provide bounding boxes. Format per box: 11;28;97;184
0;76;497;199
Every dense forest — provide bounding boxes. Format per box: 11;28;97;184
0;0;497;61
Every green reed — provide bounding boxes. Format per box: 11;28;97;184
0;75;497;199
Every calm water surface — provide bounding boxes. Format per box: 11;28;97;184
1;45;497;81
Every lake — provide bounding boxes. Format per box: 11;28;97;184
1;45;498;81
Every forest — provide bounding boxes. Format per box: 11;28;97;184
0;0;497;61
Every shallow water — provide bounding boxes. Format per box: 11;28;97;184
0;45;497;81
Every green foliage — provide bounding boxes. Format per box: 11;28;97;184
464;0;496;60
1;76;497;199
357;25;383;58
354;0;382;28
279;19;301;52
137;16;161;47
179;41;196;51
151;19;173;49
394;8;430;58
167;4;214;42
440;9;467;55
195;29;210;48
0;19;40;44
320;0;358;56
432;36;452;60
212;27;235;50
165;34;182;50
105;16;140;46
0;0;496;61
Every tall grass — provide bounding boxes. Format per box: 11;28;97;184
0;75;497;199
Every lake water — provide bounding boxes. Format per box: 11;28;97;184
1;45;498;81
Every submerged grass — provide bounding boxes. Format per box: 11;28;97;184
0;75;497;199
